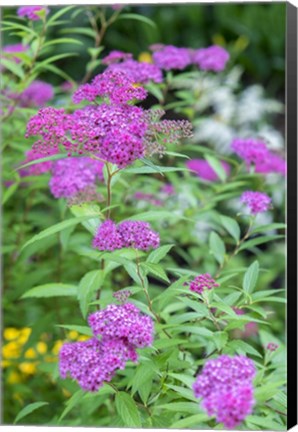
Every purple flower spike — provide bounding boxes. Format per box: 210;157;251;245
240;191;271;215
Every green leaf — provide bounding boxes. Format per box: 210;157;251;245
179;297;209;316
127;210;191;222
226;340;262;358
246;415;285;430
117;13;157;29
209;231;226;265
56;325;93;336
115;392;141;427
213;331;228;351
205;154;227;182
251;223;286;234
170;413;210;428
155;402;199;414
78;270;104;318
21;216;100;251
141;262;169;283
243;260;259;293
60;27;96;38
47;5;76;26
2;181;19;205
147;244;174;264
131;363;155;404
14;402;49;424
220;215;240;243
21;283;77;299
124;166;187;174
238;235;284;251
1;58;25;79
16;153;69;171
70;204;101;235
58;390;85;422
43;38;83;48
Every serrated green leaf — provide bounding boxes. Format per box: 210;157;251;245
209;231;225;265
78;270;104;318
243;260;259;293
220;215;241;243
147;244;174;264
142;262;169;282
14;402;49;424
115;392;141;427
238;235;284;251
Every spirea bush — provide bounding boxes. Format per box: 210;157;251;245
2;4;286;429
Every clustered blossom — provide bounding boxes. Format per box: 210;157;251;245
193;355;256;428
188;273;219;295
186;159;231;181
152;45;192;70
59;303;154;392
20;149;54;177
49;157;103;198
17;6;49;20
231;137;286;175
107;59;163;84
266;342;279;352
192;45;230;72
7;81;54;108
240;191;272;215
102;50;133;65
72;70;147;104
93;219;160;252
113;290;132;304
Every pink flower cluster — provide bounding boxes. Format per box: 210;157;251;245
193;355;256;428
73;70;147;104
186;159;230;181
17;6;49;20
231;138;286;175
266;342;279;352
7;80;54;108
107;59;163;84
102;50;133;65
192;45;230;72
49;157;104;198
240;191;271;215
93;219;160;251
59;303;154;392
152;45;192;70
188;273;219;295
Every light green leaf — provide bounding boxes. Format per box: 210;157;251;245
170;413;210;428
251;223;286;234
209;231;226;265
141;262;169;283
205;154;227;182
238;235;284;251
124;166;187;174
220;215;241;243
115;392;141;427
1;58;25;79
78;270;104;318
21;283;77;299
147;244;174;264
58;390;85;422
56;324;92;336
155;402;199;414
243;260;259;293
14;402;49;424
117;13;157;29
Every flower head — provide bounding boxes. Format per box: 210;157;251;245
102;50;133;65
192;45;229;72
231;138;269;166
188;273;219;295
186;159;230;181
17;6;49;20
240;191;271;215
193;355;256;428
18;80;54;107
20;149;55;177
266;342;279;352
107;59;163;84
152;45;192;70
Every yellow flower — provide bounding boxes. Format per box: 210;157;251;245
138;52;153;63
7;370;23;384
52;340;63;355
18;328;31;344
4;327;20;341
19;362;37;375
1;360;11;368
36;342;47;355
78;335;90;341
67;331;78;340
44;355;55;363
62;388;72;398
2;342;21;359
25;348;37;359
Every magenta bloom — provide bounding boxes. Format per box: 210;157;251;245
186;159;230;181
266;342;279;352
107;59;163;84
102;50;133;65
255;152;287;176
73;70;147;104
20;149;55;177
2;44;29;64
93;219;160;252
231;138;269;166
17;6;49;20
193;355;256;428
240;191;271;215
233;308;258;338
49;157;103;198
188;273;219;295
18;80;54;107
152;45;192;70
160;183;175;195
193;45;229;72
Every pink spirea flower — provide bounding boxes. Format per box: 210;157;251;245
88;303;154;349
192;45;230;72
113;290;131;304
240;191;271;215
18;80;54;107
233;308;258;338
267;342;279;352
188;273;219;295
186;159;230;181
102;50;133;65
73;70;147;104
2;44;29;64
255;152;287;176
152;45;192;70
20;149;55;177
193;355;256;428
107;59;163;84
160;183;175;195
231;138;269;166
93;219;160;251
49;157;103;198
17;6;49;20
